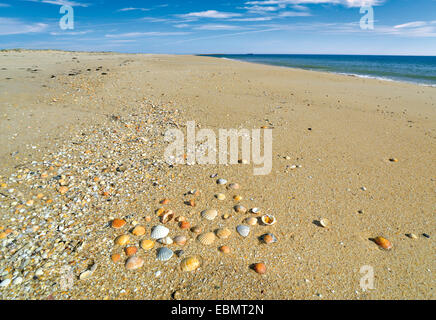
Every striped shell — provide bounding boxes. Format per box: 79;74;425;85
261;214;276;226
236;225;250;237
244;217;258;226
216;228;231;239
234;205;247;214
201;209;218;221
197;232;216;245
125;257;144;270
173;235;187;246
150;225;169;239
158;236;173;245
156;247;173;261
180;256;201;272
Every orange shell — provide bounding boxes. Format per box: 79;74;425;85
111;219;126;229
375;236;392;250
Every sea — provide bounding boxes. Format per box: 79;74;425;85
201;54;436;86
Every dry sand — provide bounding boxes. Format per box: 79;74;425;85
0;50;434;300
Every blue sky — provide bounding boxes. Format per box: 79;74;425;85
0;0;435;54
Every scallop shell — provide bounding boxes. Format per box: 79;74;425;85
197;232;216;245
261;214;276;226
201;209;218;221
173;235;187;246
234;205;247;214
215;228;231;239
244;217;258;226
156;247;173;261
250;208;260;214
140;239;155;250
236;225;250;237
180;256;201;272
216;178;227;185
125;257;144;270
150;225;169;239
158;236;173;245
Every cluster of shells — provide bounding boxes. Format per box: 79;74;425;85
108;177;280;274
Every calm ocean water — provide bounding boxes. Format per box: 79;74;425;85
202;54;436;86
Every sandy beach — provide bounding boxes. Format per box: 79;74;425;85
0;50;434;300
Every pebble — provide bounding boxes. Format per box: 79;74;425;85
111;253;121;263
215;193;226;200
115;234;130;246
125;246;138;256
179;221;190;229
216;178;227;185
12;277;23;285
112;219;126;229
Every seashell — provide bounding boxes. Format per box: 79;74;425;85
319;218;330;228
175;216;185;222
132;225;146;236
111;253;121;263
158;236;173;245
173;235;187;246
125;246;138;256
234;205;247;214
187;199;196;207
111;218;126;229
244;217;257;226
233;195;243;202
262;233;277;244
175;250;184;257
140;239;154;250
79;264;97;280
197;232;216;245
253;263;266;274
114;234;130;246
261;214;276;226
250;208;260;214
179;221;190;229
151;225;169;239
227;183;240;190
191;226;202;234
216;228;231;239
216;178;227;185
389;158;398;162
222;213;231;220
215;193;226;200
219;246;231;254
160;210;174;224
125;256;144;270
374;236;392;250
180;256;201;272
201;209;218;221
156;247;173;261
406;233;418;239
236;225;250;237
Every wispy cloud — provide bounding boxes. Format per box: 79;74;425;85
178;10;242;19
244;1;384;8
105;32;191;38
194;24;246;31
0;17;48;35
0;3;11;7
117;7;149;12
26;0;89;7
394;21;427;29
50;30;93;36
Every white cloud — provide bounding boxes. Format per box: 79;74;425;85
194;24;245;31
394;21;427;29
105;32;191;38
26;0;89;7
178;10;242;19
0;17;48;35
117;7;149;12
50;30;93;35
0;3;11;7
279;11;312;16
244;0;384;8
230;17;274;21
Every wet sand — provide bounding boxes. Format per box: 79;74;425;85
0;50;434;300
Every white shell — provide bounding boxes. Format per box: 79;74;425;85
261;214;277;226
216;178;227;185
236;225;250;237
319;218;330;228
201;209;218;221
244;217;258;226
234;205;247;213
158;236;173;245
156;247;173;261
151;225;169;239
250;208;260;213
